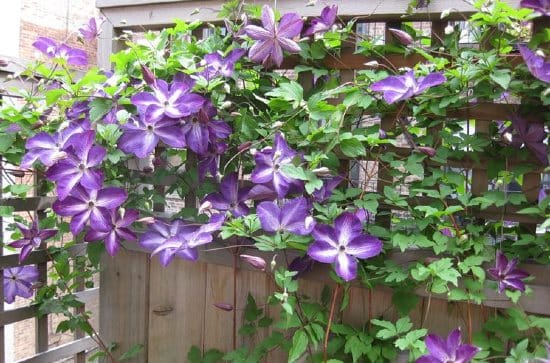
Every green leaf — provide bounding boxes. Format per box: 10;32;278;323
0;134;15;153
0;206;14;217
288;329;308;363
339;138;366;158
265;81;304;108
490;69;511;89
119;343;144;360
89;98;113;122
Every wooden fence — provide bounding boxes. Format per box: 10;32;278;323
94;1;550;362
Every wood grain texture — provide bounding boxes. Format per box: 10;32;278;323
147;258;206;362
99;249;149;363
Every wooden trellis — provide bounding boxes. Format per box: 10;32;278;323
94;1;550;362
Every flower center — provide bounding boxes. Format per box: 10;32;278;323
339;245;346;252
88;201;95;208
78;163;86;171
147;125;154;132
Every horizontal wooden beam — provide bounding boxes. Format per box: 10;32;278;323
98;0;521;29
0;243;89;269
16;336;96;363
0;197;55;212
0;288;98;326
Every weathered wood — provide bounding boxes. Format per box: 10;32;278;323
0;196;55;212
147;258;206;362
100;249;149;362
0;244;89;269
98;0;521;29
16;337;96;363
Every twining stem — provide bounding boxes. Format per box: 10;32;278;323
421;292;432;328
467;299;473;344
323;284;341;363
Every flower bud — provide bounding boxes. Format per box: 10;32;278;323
304;216;315;230
312;167;331;176
240;254;266;271
238;141;252;152
137;216;156;224
272;121;284;128
270;255;277;271
417;146;437;157
198;201;212;214
282;289;288;302
440;227;454;237
0;58;8;67
223;83;231;94
363;60;380;68
214;303;233;311
379;129;387;139
190;8;200;16
249;148;257;156
388;28;413;46
120;19;127;25
444;25;454;35
220;101;232;110
140;65;156;86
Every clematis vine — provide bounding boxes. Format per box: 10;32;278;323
303;5;338;36
3;265;39;304
202;172;250;217
21;120;91;168
85;209;139;256
251;132;303;198
519;44;550;83
244;5;303;67
32;37;87;66
487;250;530;293
417;328;480;363
46;130;106;200
370;70;446;104
257;197;314;236
53;185;127;235
117;113;186;158
307;212;382;281
520;0;550;16
78;17;105;41
199;49;245;79
131;79;204;123
9;219;57;263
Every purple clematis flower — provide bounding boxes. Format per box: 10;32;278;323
84;209;139;256
312;175;343;203
307;212;382;281
33;37;87;66
53;185;127;235
303;5;338;36
198;141;227;181
200;49;245;79
519;44;550;83
370;70;446;104
181;102;232;156
510;114;548;166
21;121;91;168
9;219;57;263
417;328;480;363
257;197;314;236
46;130;106;200
117;114;186;158
251;133;303;198
131;79;204;123
202;172;250;217
244;5;303;67
487;250;530;293
520;0;550;16
140;215;224;266
3;265;39;304
79;17;105;41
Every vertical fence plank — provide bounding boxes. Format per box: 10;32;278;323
0;154;4;363
100;250;149;363
236;269;270;348
147;259;206;362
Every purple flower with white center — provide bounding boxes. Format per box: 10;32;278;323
244;5;303;68
202;172;250;217
198;141;227;181
520;0;550;16
257;197;314;236
79;17;105;41
251;133;302;198
182;102;231;156
117;114;186;158
32;37;87;66
307;212;382;281
21;121;91;168
370;70;446;104
510;114;548;166
303;5;338;36
131;79;204;123
200;49;245;79
84;209;139;256
3;265;39;304
312;175;343;203
8;219;57;263
487;250;530;293
417;328;480;363
46;131;105;200
52;185;127;235
388;28;414;45
519;44;550;83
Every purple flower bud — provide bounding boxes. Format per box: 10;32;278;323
240;254;266;271
0;58;8;67
388;28;414;46
140;65;156;86
214;303;234;311
440;227;454;237
238;141;253;152
417;146;437;157
379;129;387;139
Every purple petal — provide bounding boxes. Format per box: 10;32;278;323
334;212;363;246
277;13;303;38
308;239;338;263
280;197;309;235
455;344;480;363
52;196;88;216
244;25;272;40
248;39;275;64
260;5;276;33
96;187;127;209
257;201;281;233
416;72;447;94
70;210;92;235
335;253;357;281
104;232;120;256
346;235;382;259
425;334;450;361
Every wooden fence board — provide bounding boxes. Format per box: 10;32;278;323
147;258;206;362
16;337;96;363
